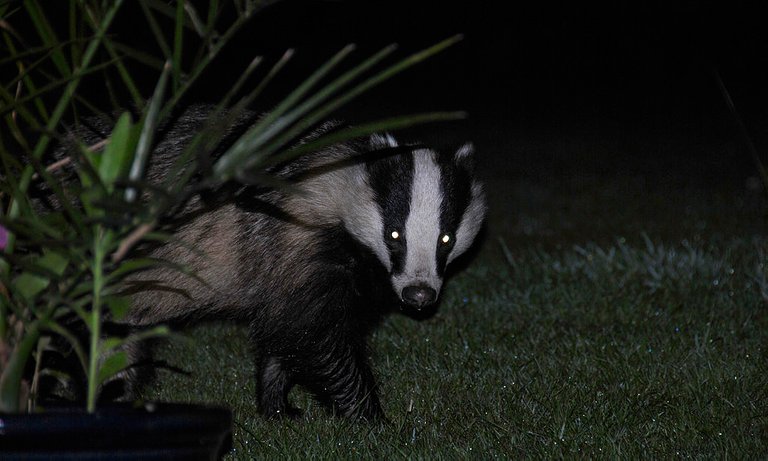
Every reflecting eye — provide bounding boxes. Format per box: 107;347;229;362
390;230;400;240
441;234;451;244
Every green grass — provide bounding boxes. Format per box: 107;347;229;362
143;230;768;458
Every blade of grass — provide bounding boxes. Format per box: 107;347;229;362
270;111;467;166
110;43;167;71
308;34;463;119
2;31;50;121
260;44;387;132
172;0;184;92
157;55;263;188
3;0;124;259
0;320;41;412
205;0;219;32
213;43;391;180
0;37;86;67
0;56;121;119
225;49;294;112
192;0;220;65
160;6;258;118
89;35;145;110
43;320;88;374
86;227;108;412
126;60;171;202
138;0;172;59
68;0;82;66
100;326;170;354
161;49;293;195
143;0;194;31
182;1;206;38
23;149;88;234
258;44;358;129
233;36;464;177
218;55;264;110
24;0;72;78
2;94;40;152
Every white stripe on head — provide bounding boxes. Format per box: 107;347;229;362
370;133;398;149
341;164;391;271
448;181;486;264
392;149;443;297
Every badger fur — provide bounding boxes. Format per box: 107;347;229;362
59;108;486;419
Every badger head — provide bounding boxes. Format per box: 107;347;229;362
352;134;486;310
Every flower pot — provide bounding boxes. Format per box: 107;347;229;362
0;402;232;460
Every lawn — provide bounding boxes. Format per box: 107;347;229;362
143;125;768;459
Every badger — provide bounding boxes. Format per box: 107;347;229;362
57;108;486;419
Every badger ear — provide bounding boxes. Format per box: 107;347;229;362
454;142;476;170
455;142;474;160
370;133;398;150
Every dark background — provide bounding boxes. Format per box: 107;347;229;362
180;0;768;182
193;0;767;120
18;1;768;185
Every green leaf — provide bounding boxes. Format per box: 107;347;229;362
96;350;129;386
37;250;69;277
106;257;161;282
100;337;123;354
13;272;48;301
100;325;171;355
105;295;130;321
79;186;101;216
10;249;68;301
97;113;136;191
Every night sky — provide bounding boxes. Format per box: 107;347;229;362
188;0;768;181
210;1;768;121
24;1;768;180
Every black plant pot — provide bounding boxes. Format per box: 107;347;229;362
0;402;232;460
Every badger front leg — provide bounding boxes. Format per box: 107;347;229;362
255;331;383;420
252;263;384;420
256;354;302;419
303;333;383;420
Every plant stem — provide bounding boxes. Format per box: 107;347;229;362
0;321;40;412
86;227;106;413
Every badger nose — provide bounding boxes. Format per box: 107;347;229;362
402;286;437;308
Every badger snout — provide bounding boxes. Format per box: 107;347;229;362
401;285;437;308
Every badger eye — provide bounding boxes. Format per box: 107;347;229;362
390;230;401;240
440;233;452;245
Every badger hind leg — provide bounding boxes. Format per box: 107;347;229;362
98;329;156;403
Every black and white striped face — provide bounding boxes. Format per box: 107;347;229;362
359;134;486;309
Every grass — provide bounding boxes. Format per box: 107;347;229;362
142;231;768;459
141;122;768;458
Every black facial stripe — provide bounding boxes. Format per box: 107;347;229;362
436;153;472;275
366;147;414;274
